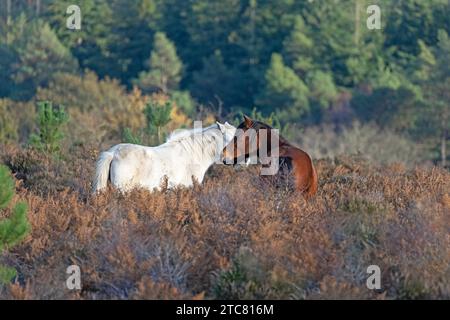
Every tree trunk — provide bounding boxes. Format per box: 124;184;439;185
36;0;41;16
441;130;447;168
354;0;361;46
249;0;256;66
157;126;161;144
6;0;11;44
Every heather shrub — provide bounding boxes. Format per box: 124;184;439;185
212;246;272;299
0;144;95;196
2;147;68;195
0;144;448;299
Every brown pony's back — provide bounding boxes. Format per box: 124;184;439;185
279;143;318;198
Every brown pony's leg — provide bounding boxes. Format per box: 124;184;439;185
279;146;318;198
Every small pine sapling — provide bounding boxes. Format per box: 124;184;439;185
0;165;30;285
29;101;69;155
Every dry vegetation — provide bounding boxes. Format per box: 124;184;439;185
0;144;449;300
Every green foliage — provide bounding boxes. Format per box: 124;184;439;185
190;50;248;110
122;99;174;145
0;14;26;98
105;0;160;83
0;165;30;285
29;101;69;154
0;266;17;285
0;166;14;210
384;0;442;61
212;247;270;299
282;15;314;77
122;127;143;145
409;29;450;165
134;32;183;94
306;70;338;110
249;108;281;129
170;91;196;117
398;279;430;300
413;40;437;82
351;87;420;132
0;202;29;251
45;0;114;78
9;20;78;99
0;45;17;98
257;53;309;123
144;100;172;144
0;99;18;143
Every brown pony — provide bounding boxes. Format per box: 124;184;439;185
222;115;318;198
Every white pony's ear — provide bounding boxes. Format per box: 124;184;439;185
224;121;232;127
216;121;225;133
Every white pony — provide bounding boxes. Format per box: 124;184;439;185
93;122;236;192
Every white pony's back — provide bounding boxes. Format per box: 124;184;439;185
165;126;205;143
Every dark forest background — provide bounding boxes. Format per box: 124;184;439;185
0;0;449;166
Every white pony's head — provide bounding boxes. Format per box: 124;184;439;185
216;121;236;146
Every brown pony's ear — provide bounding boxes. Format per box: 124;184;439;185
243;115;253;128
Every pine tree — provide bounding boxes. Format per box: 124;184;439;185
190;50;246;110
11;20;78;99
306;70;337;110
182;0;242;69
45;0;114;78
105;0;159;83
413;40;436;82
0;165;30;285
282;15;314;77
384;0;437;60
257;53;309;122
0;14;29;98
144;100;172;144
134;32;183;94
418;30;450;167
29;101;69;155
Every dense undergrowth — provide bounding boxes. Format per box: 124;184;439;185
0;145;448;299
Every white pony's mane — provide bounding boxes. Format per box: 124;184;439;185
166;124;219;143
165;124;223;159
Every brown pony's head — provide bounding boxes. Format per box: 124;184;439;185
222;115;275;165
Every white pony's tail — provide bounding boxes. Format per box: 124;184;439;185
92;151;114;193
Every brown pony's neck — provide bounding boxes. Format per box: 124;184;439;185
238;118;317;197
